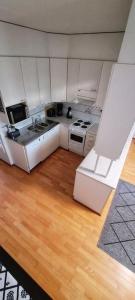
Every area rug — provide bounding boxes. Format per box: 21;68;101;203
98;179;135;273
0;247;52;299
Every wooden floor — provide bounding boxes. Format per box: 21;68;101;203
0;143;135;300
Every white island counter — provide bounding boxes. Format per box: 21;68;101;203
73;123;135;214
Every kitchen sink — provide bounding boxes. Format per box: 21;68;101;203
27;122;49;133
39;122;48;127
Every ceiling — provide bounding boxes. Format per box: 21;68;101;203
0;0;132;34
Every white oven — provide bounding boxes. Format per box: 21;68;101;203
69;120;93;156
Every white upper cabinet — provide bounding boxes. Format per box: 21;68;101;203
0;57;25;107
50;58;67;102
67;59;80;102
36;58;51;105
78;60;103;100
96;61;113;109
20;57;40;109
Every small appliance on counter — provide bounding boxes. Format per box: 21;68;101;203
57;103;63;116
46;107;56;117
66;106;72;119
6;102;29;124
7;125;20;140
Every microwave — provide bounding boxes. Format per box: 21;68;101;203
6;102;29;124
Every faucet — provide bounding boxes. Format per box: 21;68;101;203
35;115;41;126
31;117;35;128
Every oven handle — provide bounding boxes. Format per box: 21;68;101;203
70;132;84;143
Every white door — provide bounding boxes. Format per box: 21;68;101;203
25;137;42;170
60;124;69;149
36;58;51;105
41;125;60;161
7;139;29;172
0;135;9;163
78;60;103;100
67;59;80;102
20;57;40;109
50;59;67;102
0;57;25;107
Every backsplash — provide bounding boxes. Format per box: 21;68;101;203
29;101;102;124
62;102;101;123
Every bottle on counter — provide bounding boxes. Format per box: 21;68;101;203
66;107;72;119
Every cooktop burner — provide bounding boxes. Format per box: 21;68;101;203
84;121;91;125
81;125;87;128
73;122;80;126
77;120;83;123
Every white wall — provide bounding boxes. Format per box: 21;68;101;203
68;33;124;61
0;22;49;57
0;21;123;60
48;34;69;57
118;0;135;63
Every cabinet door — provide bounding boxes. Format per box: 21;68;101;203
41;125;60;161
67;59;80;102
6;139;29;172
50;59;67;102
25;137;42;170
37;58;51;105
20;58;40;109
60;124;69;149
84;135;96;156
0;57;25;107
78;60;103;100
96;61;113;109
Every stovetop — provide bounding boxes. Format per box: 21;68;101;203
70;119;92;134
73;119;91;128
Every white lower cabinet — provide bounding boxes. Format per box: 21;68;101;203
41;125;60;160
60;124;69;150
6;139;30;172
26;124;60;171
25;137;42;170
7;124;63;172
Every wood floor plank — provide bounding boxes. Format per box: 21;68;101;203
0;145;135;299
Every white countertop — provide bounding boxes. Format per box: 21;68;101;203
77;123;135;189
46;116;77;126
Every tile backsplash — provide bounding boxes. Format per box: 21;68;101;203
62;102;101;123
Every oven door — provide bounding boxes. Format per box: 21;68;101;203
69;132;85;155
70;133;84;143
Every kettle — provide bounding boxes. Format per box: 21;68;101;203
66;107;72;119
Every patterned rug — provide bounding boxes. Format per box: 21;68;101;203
98;179;135;273
0;247;52;300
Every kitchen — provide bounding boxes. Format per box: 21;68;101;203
0;54;106;201
0;0;135;299
0;49;134;213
